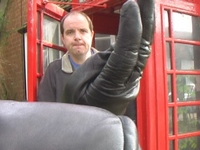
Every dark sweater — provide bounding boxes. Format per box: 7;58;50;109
37;59;72;102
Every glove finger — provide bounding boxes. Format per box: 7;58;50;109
138;0;155;43
136;0;155;74
115;0;142;57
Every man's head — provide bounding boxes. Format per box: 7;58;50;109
60;11;94;63
60;11;93;35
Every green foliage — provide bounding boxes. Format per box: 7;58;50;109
0;78;16;99
179;137;197;150
0;10;5;30
0;10;8;45
0;7;10;43
175;75;199;150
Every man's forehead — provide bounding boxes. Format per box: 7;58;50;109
64;14;89;29
65;13;86;22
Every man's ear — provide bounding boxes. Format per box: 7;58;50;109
91;31;94;38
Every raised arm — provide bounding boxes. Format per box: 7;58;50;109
63;0;155;115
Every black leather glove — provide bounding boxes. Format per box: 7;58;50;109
63;0;155;115
137;0;155;75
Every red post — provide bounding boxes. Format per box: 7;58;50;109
27;0;37;102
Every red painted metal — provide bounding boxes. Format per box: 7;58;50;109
27;0;37;102
27;0;67;102
37;0;66;20
72;0;79;2
137;2;168;149
39;5;44;82
71;0;126;15
37;40;66;52
44;1;107;8
154;3;168;150
137;64;157;149
36;0;67;79
137;1;200;150
91;13;119;35
156;1;200;150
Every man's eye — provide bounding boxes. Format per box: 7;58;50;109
66;31;73;35
80;29;87;33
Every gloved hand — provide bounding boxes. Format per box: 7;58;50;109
62;0;155;115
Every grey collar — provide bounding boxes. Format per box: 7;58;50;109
61;47;98;73
62;52;73;73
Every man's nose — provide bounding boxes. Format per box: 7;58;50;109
74;31;81;40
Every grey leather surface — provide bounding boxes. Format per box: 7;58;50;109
0;100;140;150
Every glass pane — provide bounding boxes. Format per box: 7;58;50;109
175;43;200;70
178;106;200;134
178;136;200;150
37;44;40;73
168;75;173;102
169;140;174;150
37;12;41;39
43;47;64;71
43;15;61;46
95;33;116;51
176;75;197;102
173;12;200;41
166;42;172;70
169;107;174;135
164;10;170;37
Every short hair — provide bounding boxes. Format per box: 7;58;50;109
60;11;94;35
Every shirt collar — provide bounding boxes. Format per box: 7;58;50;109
61;47;98;73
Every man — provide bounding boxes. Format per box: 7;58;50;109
62;0;155;115
37;11;98;102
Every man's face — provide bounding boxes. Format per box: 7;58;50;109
61;13;94;56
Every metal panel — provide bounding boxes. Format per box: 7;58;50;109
27;0;37;101
154;1;200;150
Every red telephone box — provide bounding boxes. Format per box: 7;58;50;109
27;0;200;149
